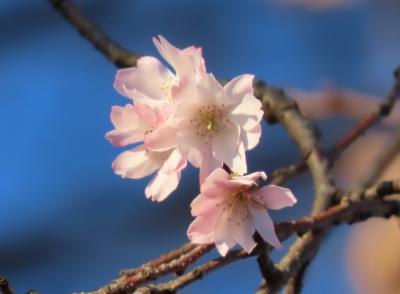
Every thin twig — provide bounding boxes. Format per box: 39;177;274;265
133;250;250;294
49;0;139;68
119;243;197;277
80;244;213;294
267;67;400;294
269;67;400;187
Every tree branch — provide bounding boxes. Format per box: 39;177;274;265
81;178;400;294
49;0;139;68
46;1;400;293
269;66;400;187
81;244;213;294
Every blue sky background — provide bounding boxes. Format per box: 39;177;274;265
1;0;399;293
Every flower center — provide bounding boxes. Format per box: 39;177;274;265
143;125;155;136
218;190;265;226
191;105;228;137
220;191;251;224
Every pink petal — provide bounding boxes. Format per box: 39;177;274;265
231;93;263;131
233;170;267;182
145;124;179;151
231;216;257;254
153;35;205;77
213;214;237;256
187;216;215;244
199;147;223;185
211;122;240;170
112;145;162;179
242;124;262;150
105;129;144;147
114;56;172;106
223;74;254;102
252;208;282;248
106;104;151;147
196;74;230;106
145;170;181;201
158;148;187;173
212;170;266;193
190;193;221;216
200;168;230;193
177;121;209;168
187;208;222;244
254;185;297;210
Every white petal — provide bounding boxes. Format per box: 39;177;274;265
199;147;223;185
159;148;187;173
252;208;282;248
224;74;254;102
145;171;181;201
153;35;205;77
112;146;161;179
231;93;263;131
114;56;173;106
211;122;240;170
216;240;235;257
145;124;179;151
254;185;297;210
242;124;262;150
230;142;247;175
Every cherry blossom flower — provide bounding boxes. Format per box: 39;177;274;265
106;103;187;201
146;73;263;183
187;168;297;256
113;36;205;108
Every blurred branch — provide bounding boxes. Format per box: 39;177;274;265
0;276;15;294
357;130;400;188
270;67;400;187
292;88;400;127
49;0;139;68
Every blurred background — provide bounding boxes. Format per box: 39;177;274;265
1;0;400;293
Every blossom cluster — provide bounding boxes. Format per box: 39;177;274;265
106;36;297;256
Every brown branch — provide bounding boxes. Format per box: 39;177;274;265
84;244;213;294
284;261;310;294
119;243;197;277
49;0;139;68
255;82;335;293
329;68;400;163
260;67;400;293
0;277;15;294
132;250;250;294
46;1;400;293
99;179;400;294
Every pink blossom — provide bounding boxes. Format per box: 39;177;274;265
147;73;263;183
113;36;205;108
106;103;187;201
187;168;297;256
